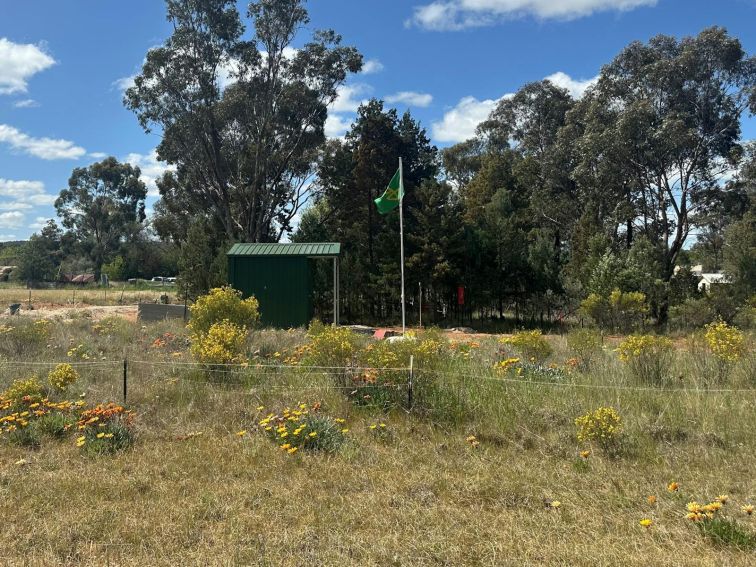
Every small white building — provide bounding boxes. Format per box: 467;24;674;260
698;273;730;292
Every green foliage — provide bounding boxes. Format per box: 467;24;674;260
695;517;756;551
581;289;647;332
669;297;719;331
102;255;127;281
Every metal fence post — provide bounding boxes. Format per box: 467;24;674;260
407;355;414;410
123;359;128;404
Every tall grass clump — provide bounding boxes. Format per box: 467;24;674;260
566;328;603;370
617;334;674;385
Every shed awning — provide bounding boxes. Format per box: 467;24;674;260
227;242;341;258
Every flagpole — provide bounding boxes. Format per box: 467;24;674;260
399;157;406;335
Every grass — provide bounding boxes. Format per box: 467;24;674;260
0;283;174;308
0;316;754;565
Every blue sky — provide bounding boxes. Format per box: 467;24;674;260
1;0;755;241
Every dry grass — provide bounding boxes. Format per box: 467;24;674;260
0;318;754;566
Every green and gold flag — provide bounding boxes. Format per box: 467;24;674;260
374;168;404;215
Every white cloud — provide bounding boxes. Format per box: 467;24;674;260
544;71;598;98
0;202;32;210
28;216;51;231
13;99;39;108
431;71;597;143
0;211;25;229
385;91;434;108
89;152;108;159
432;95;503;143
124;149;174;197
0;38;55;95
0;234;18;242
361;59;384;75
324;114;354;138
409;0;657;30
113;75;135;93
0;179;45;198
0;178;57;212
330;84;371;113
0;124;86;160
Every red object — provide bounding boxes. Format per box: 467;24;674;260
457;286;465;306
373;329;387;340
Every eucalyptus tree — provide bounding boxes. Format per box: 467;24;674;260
125;0;362;243
55;158;147;280
576;27;756;282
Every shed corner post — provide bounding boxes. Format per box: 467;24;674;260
332;256;339;326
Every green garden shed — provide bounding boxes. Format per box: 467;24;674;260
227;243;341;328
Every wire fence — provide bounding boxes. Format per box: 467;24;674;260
2;357;755;412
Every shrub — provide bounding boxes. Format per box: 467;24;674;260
581;290;648;332
500;330;552;363
190;320;248;365
566;329;603;370
2;377;44;405
575;406;623;452
609;290;648;332
48;363;79;392
188;286;260;337
300;320;360;368
669;297;718;331
704;321;746;364
67;343;96;360
258;403;348;455
76;403;135;454
617;334;674;385
35;411;74;439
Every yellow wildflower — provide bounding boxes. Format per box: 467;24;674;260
639;518;653;528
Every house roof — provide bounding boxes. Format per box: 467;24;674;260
227;242;341;258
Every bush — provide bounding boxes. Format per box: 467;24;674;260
566;329;603;370
300;320;360;368
76;403;135;454
575;406;623;452
617;335;674;385
581;290;648;332
190;320;248;365
188;286;260;337
669;297;718;331
258;403;348;455
704;321;746;364
2;377;44;405
500;330;552;363
48;363;79;392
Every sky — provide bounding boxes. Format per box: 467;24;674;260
1;0;755;241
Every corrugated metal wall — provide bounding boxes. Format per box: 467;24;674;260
228;256;313;328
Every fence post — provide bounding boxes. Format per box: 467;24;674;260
123;359;128;404
407;355;414;410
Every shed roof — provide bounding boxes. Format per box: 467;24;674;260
227;242;341;258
